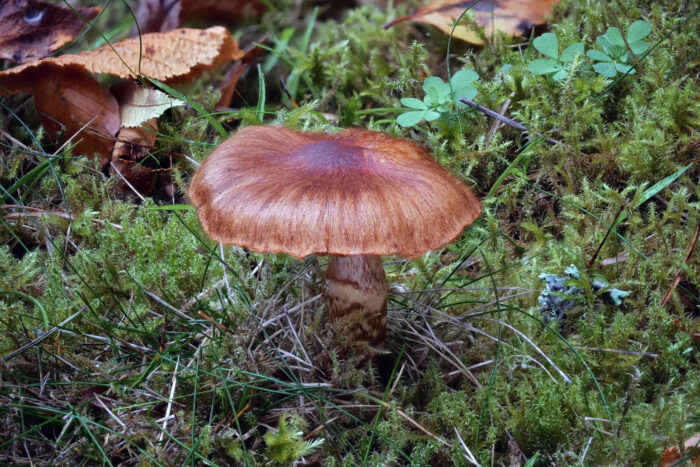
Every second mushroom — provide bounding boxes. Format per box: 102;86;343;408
189;126;481;345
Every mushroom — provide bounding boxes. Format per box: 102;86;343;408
189;126;481;345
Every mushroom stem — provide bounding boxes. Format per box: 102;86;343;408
326;255;387;344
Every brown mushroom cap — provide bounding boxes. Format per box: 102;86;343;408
189;126;481;258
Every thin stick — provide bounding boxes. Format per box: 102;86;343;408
588;204;626;269
2;308;83;361
231;397;252;423
95;395;126;430
302;416;338;442
158;356;180;442
661;221;699;306
459;98;561;145
219;242;232;301
110;161;146;201
377;400;452;448
477;317;573;384
260;294;322;327
284;311;312;365
143;289;199;323
183;154;201;167
485;94;512;146
580;436;594;465
454;427;481;467
610;11;644;74
575;346;658;359
198;310;232;334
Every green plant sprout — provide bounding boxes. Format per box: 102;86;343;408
528;33;584;81
396;69;478;127
587;20;652;77
264;414;324;464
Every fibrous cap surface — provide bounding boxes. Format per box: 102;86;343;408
189;126;481;258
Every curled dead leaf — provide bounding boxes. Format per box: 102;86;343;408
110;120;163;196
0;0;100;63
113;84;184;128
110;81;171;196
0;26;243;94
384;0;559;45
660;433;700;467
34;64;120;167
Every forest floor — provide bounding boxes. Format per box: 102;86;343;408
1;0;699;465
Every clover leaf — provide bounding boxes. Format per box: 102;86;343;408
529;33;584;81
588;20;651;77
396;69;478;127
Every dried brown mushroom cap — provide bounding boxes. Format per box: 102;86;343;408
189;125;481;346
189;126;481;259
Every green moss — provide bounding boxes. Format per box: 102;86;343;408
0;0;698;464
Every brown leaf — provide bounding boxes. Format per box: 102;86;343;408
134;0;264;34
217;38;266;108
110;80;168;196
660;433;700;467
0;0;100;63
0;26;243;94
34;64;120;167
383;0;559;45
110;121;161;196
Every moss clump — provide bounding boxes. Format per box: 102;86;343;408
0;0;698;464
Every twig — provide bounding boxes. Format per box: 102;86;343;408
610;11;644;74
302;416;338;442
260;294;323;327
377;400;452;448
142;289;202;325
583;417;615;436
1;205;122;230
485;94;512;146
454;427;481;467
661;221;699;306
580;436;594;465
284;310;312;366
477;317;573;384
2;308;84;361
501;354;558;383
198;310;232;334
219;242;232;303
109;162;146;201
588;204;626;269
400;318;481;387
232;397;253;423
459;98;561;145
183;154;201;167
575;346;658;359
95;395;126;430
158;356;180;442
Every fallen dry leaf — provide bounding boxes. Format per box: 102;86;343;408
384;0;559;45
116;86;184;128
109;81;170;196
660;433;700;467
110;121;162;196
34;64;120;167
217;38;266;108
134;0;265;34
0;0;100;63
0;26;243;94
